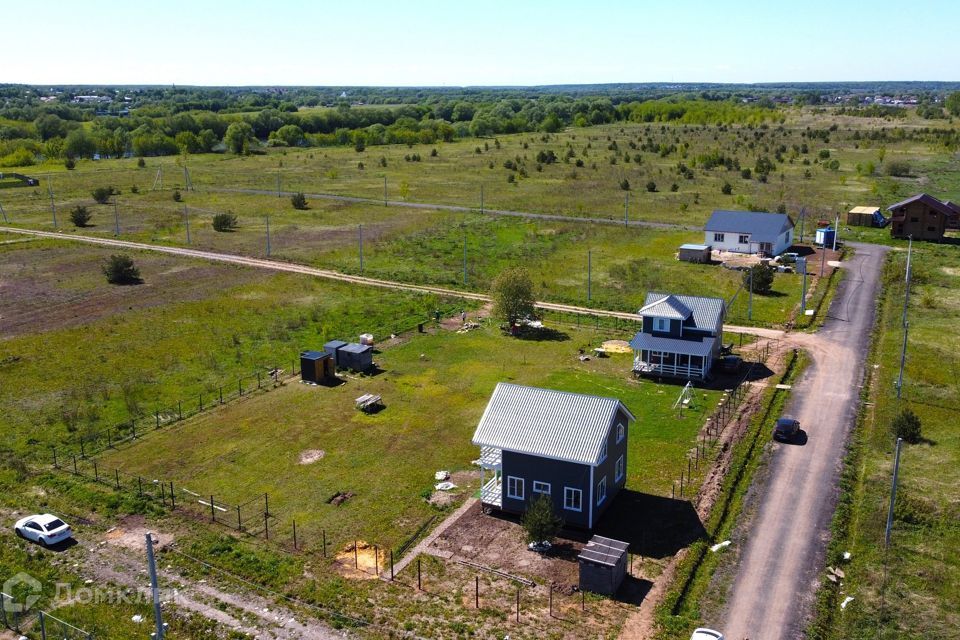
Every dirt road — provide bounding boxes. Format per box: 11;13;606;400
720;242;888;639
0;226;771;337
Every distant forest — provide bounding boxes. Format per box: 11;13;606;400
2;82;959;167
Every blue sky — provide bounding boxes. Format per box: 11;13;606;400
10;0;959;86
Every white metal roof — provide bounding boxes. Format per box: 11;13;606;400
471;383;635;466
641;292;725;332
638;295;692;320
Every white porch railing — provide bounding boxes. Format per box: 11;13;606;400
480;477;502;507
634;357;706;379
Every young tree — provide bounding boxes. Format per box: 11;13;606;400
291;192;308;210
70;205;92;227
522;494;563;546
102;254;141;285
744;264;774;294
91;186;114;204
491;267;536;325
891;408;921;443
212;212;238;232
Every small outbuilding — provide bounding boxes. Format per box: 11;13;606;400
678;243;712;264
338;342;374;372
815;226;835;248
578;535;629;596
847;206;886;228
300;350;336;385
323;340;349;366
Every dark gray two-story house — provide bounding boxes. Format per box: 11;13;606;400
472;383;635;530
630;292;726;380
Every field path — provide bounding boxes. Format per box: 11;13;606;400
720;242;888;639
209;186;693;230
0;226;772;337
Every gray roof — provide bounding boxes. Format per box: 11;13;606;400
578;535;629;567
679;243;710;250
705;210;794;243
629;332;716;357
340;343;372;354
472;383;635;466
641;292;725;331
638;295;691;320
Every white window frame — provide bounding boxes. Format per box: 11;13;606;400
738;234;750;244
597;476;607;506
506;476;524;500
616;422;625;443
563;487;582;512
532;481;551;495
599;440;608;463
653;317;670;332
615;455;625;482
713;232;725;242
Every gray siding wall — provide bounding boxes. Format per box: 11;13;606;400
501;450;592;528
593;408;629;524
642;316;682;338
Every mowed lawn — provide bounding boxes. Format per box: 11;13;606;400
97;324;721;548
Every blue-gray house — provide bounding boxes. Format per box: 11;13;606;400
630;292;726;380
472;383;635;529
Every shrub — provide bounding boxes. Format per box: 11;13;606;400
130;185;139;194
721;182;733;195
885;160;911;177
291;192;308;210
646;181;657;192
102;254;141;285
137;157;146;168
522;494;562;545
670;183;679;192
70;205;91;227
212;212;238;232
741;168;751;179
91;186;113;204
744;264;774;294
891;408;921;443
172;189;182;202
64;158;76;170
619;179;630;191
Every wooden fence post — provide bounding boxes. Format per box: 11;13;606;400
516;586;520;623
549;585;554;617
293;520;298;550
219;386;223;404
264;512;269;539
210;495;215;522
72;455;78;475
475;575;479;608
374;545;379;575
170;482;175;509
237;505;242;530
52;447;57;468
390;550;394;580
93;460;98;482
115;468;121;490
322;529;326;557
178;400;182;420
354;540;358;568
417;557;422;590
137;476;143;497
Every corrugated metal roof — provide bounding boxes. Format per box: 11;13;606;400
638;295;692;320
642;292;724;332
301;350;328;359
704;210;794;243
578;535;629;567
471;383;634;466
340;343;372;354
679;243;710;250
629;332;716;357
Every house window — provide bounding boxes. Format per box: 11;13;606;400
506;476;524;500
532;481;551;495
596;477;607;506
653;317;670;332
563;487;582;512
615;455;625;482
739;234;750;244
599;440;608;463
713;232;725;242
616;423;625;443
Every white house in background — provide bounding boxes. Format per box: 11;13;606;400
704;210;795;256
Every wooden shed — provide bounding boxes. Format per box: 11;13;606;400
578;535;629;595
678;243;712;264
300;350;336;385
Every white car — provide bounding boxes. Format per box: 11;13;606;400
14;514;73;546
690;629;724;640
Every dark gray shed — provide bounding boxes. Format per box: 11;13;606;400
578;535;629;595
300;350;336;385
338;343;374;372
323;340;349;367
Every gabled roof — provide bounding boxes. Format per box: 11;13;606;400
629;332;716;357
641;292;725;331
886;193;955;216
638;295;691;320
472;383;635;466
704;210;795;243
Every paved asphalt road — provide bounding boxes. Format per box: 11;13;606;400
721;242;889;640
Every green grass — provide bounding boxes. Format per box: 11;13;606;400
813;244;960;639
95;323;723;549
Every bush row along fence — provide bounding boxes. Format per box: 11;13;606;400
668;338;780;502
1;592;93;640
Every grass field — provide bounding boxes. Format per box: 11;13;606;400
815;243;960;639
94;323;723;549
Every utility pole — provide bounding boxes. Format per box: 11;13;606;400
820;237;827;277
480;184;484;214
896;321;908;400
902;235;913;328
798;206;806;243
358;223;364;273
587;249;592;301
884;438;903;547
114;197;120;235
748;266;753;321
832;214;839;252
798;257;807;314
462;224;467;286
145;532;166;640
624;192;629;227
183;205;190;244
265;213;271;256
48;180;57;228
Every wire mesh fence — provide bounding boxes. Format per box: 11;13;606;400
1;592;94;640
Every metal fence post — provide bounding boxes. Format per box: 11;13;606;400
475;575;479;608
178;401;182;420
39;610;46;640
115;468;121;490
293;520;297;550
322;529;326;557
219;386;223;404
239;378;243;396
390;550;394;580
1;592;8;627
354;540;358;568
264;512;269;539
170;482;175;509
210;495;215;522
72;455;78;475
93;460;99;482
237;505;242;531
417;557;422;590
138;476;143;496
374;545;379;575
52;446;58;468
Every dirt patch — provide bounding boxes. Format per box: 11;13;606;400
326;490;354;506
601;339;632;354
942;266;960;277
333;540;385;580
298;449;325;465
103;514;175;550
